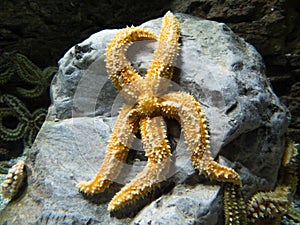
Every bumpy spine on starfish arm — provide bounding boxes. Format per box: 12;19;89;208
159;91;241;185
105;11;180;99
285;202;300;223
247;140;299;224
0;94;47;147
0;108;27;141
108;116;171;210
0;94;31;118
26;108;48;147
14;53;57;98
147;11;180;80
223;183;247;225
1;160;26;200
0;52;15;85
77;105;139;194
78;12;181;210
0;94;30;143
247;185;291;224
105;27;157;91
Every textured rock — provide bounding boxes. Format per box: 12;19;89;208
170;0;300;142
171;0;300;60
0;13;290;224
281;82;300;144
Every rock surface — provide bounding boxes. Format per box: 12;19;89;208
170;0;300;142
0;13;290;224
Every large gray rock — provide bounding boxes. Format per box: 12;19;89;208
0;13;290;224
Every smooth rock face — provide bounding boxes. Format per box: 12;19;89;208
0;13;289;224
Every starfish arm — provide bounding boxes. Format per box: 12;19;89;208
42;66;58;83
159;92;241;185
247;140;298;223
31;108;48;128
1;160;26;200
15;53;42;84
247;185;291;223
147;11;180;80
0;108;27;141
77;105;139;194
223;183;247;225
0;94;31;119
108;116;171;210
16;83;45;98
0;53;15;85
105;27;157;91
16;66;57;98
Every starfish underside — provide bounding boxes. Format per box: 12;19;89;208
77;11;241;211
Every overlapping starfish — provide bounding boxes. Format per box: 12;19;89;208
77;11;241;211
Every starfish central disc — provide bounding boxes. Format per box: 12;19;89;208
136;95;158;116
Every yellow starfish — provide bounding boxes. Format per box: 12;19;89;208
1;160;26;200
223;139;299;225
246;140;298;224
223;183;247;225
77;11;241;211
